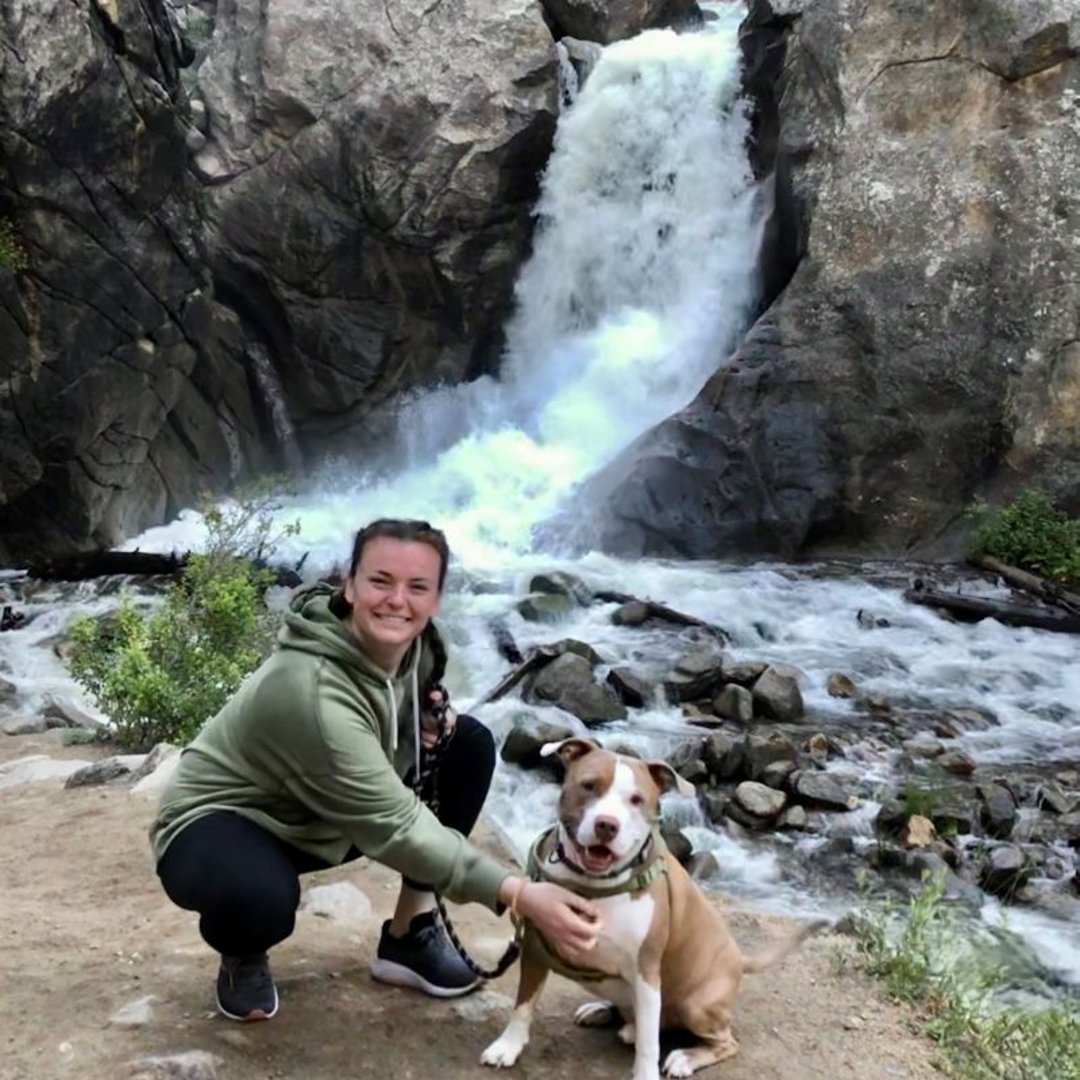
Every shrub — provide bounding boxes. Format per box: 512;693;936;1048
970;490;1080;587
0;217;29;273
68;487;300;751
856;873;1080;1080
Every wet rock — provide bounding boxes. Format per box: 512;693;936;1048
826;672;857;698
978;783;1018;840
777;804;809;831
687;850;719;881
744;733;797;782
517;592;575;623
937;750;976;777
903;735;944;759
667;738;708;784
940;707;998;733
711;683;753;723
791;771;854;811
874;799;908;839
856;610;890;630
664;646;725;702
721;660;768;687
762;759;797;791
752;665;804;721
527;653;627;725
674;644;725;678
732;780;787;821
611;600;651;627
806;732;831;767
979;845;1030;900
661;827;693;866
528;571;593;605
701;790;729;824
500;716;579;769
702;731;744;780
606;667;654;708
1035;782;1077;816
0;675;18;710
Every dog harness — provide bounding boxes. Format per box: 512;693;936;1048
516;825;669;982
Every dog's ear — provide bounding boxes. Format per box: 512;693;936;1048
540;737;602;765
646;760;696;798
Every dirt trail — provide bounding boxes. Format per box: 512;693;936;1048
0;731;945;1080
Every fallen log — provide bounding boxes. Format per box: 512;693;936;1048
969;554;1080;614
27;550;188;581
904;582;1080;634
592;590;728;641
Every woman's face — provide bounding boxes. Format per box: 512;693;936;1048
343;536;443;672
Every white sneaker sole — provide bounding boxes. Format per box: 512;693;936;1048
216;984;280;1022
369;958;481;999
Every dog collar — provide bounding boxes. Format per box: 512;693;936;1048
525;825;668;899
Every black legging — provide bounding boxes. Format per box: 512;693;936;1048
156;714;496;957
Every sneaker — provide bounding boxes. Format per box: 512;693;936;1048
216;953;279;1021
369;912;481;998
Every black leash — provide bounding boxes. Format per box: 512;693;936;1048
413;682;521;981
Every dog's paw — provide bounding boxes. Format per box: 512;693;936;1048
662;1049;694;1078
618;1021;637;1046
481;1035;526;1068
574;1001;619;1028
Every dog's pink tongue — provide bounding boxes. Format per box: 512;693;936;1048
584;845;614;872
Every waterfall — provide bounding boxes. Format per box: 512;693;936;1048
247;342;304;477
270;6;760;570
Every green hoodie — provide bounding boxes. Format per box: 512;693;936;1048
150;583;509;910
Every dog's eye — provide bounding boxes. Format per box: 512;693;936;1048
580;780;597;793
630;793;645;807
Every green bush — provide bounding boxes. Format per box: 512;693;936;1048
0;217;29;273
68;488;299;751
856;873;1080;1080
971;490;1080;588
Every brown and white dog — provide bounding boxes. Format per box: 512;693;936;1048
481;738;825;1080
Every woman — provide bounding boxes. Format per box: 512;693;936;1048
151;518;600;1021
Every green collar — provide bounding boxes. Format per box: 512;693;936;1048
518;826;669;982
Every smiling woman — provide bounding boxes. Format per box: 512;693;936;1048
147;518;601;1030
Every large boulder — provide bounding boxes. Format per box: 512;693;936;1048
0;0;270;562
191;0;559;460
567;0;1080;558
540;0;700;44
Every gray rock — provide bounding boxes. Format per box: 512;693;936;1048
2;715;48;736
979;782;1018;840
611;600;651;627
450;989;513;1022
128;742;181;784
733;780;787;819
1035;781;1077;816
500;716;579;769
109;994;159;1028
606;667;655;708
0;755;93;791
299;882;373;926
129;1050;223;1080
979;844;1030;900
711;683;753;723
937;749;976;777
526;653;627;725
517;593;575;624
826;672;857;698
702;731;745;780
64;756;142;788
762;759;797;791
752;665;804;722
777;804;809;830
792;771;854;812
744;733;797;783
721;660;768;687
542;0;700;45
528;571;593;605
687;850;719;881
661;827;693;866
41;697;105;731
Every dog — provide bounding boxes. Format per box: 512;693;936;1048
481;737;825;1079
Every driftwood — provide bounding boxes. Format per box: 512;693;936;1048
27;550;188;581
969;554;1080;615
489;617;524;665
592;590;728;640
472;652;550;708
904;581;1080;634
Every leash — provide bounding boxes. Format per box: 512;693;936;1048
413;682;521;980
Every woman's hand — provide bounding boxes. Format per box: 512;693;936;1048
500;877;602;960
420;687;456;749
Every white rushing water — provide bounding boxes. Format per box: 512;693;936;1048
5;3;1079;992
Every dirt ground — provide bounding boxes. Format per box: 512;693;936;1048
0;731;947;1080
